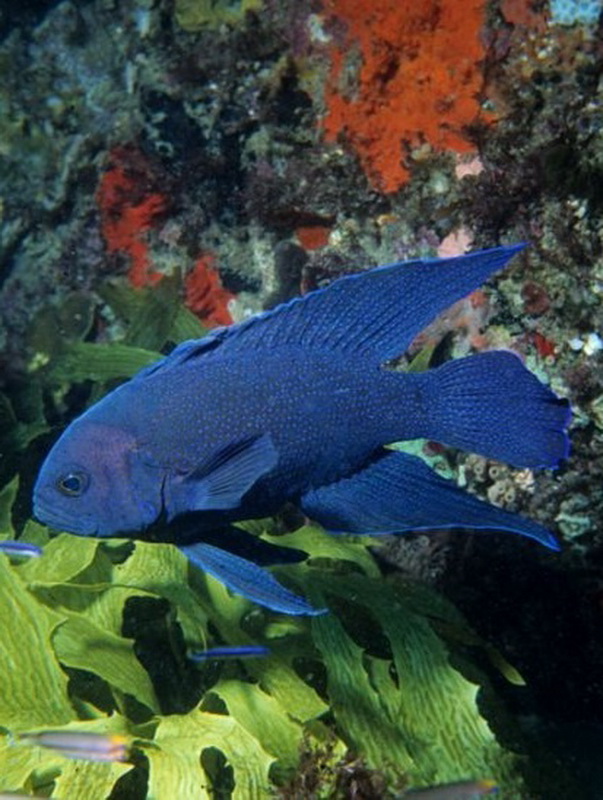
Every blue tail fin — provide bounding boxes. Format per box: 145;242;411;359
419;351;570;468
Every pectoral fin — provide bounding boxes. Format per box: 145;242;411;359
301;449;560;550
165;433;278;519
180;542;326;616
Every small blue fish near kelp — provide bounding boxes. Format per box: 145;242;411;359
189;645;270;660
34;246;570;615
0;540;42;559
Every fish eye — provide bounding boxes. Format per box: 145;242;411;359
57;471;89;497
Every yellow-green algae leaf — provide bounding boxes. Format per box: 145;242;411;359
47;342;161;383
199;571;254;633
52;759;131;800
16;519;50;548
309;572;524;794
74;584;157;638
0;474;19;534
113;541;208;645
147;710;274;800
311;610;415;777
0;557;72;730
393;578;526;687
263;524;381;578
175;0;263;30
8;718;133;800
23;540;158;637
53;615;159;713
365;653;405;723
99;272;196;352
407;340;437;373
211;679;302;768
121;273;180;352
331;575;497;773
18;533;100;585
250;657;327;724
171;305;207;341
0;739;57;793
189;569;328;724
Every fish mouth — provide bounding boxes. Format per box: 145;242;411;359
32;499;97;537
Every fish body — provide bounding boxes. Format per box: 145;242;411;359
0;540;42;559
20;730;129;762
403;778;498;798
0;795;58;799
34;246;570;614
189;645;270;660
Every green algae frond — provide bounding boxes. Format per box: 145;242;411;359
174;0;263;31
0;492;529;797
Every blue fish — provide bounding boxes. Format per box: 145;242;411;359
189;645;270;660
0;540;43;559
33;246;570;615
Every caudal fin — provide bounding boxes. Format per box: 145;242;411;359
420;351;570;468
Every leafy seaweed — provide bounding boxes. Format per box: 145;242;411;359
0;503;530;798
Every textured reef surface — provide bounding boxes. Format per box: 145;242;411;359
1;1;603;798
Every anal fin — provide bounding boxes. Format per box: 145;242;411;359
300;449;560;550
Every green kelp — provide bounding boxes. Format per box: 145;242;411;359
174;0;263;31
27;275;205;387
0;480;531;799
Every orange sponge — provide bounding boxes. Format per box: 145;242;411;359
322;0;489;193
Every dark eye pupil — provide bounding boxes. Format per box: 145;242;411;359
58;472;86;496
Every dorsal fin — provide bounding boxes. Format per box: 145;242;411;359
145;245;525;373
131;330;227;380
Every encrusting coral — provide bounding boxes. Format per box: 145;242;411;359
97;147;167;289
321;0;490;192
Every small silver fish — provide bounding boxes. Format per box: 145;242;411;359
0;794;57;799
0;795;58;799
404;779;498;799
189;645;270;660
20;730;129;762
0;540;42;559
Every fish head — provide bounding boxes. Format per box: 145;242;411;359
33;419;163;538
